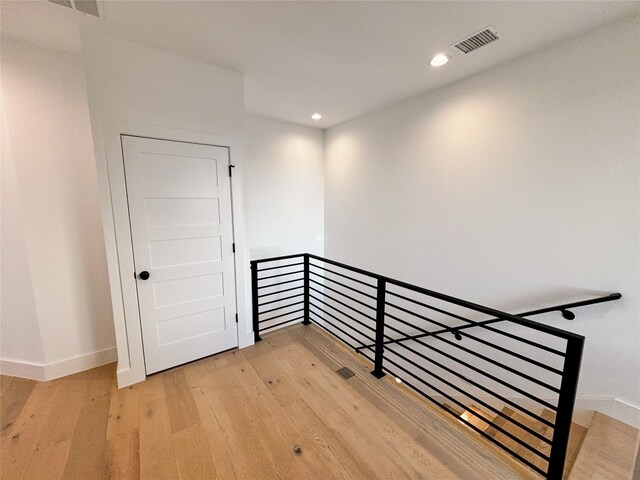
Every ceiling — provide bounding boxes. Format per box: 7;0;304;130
2;1;638;128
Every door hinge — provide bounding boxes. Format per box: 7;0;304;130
235;313;238;323
228;164;235;177
232;243;236;253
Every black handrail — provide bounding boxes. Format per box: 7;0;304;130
249;253;621;480
356;292;622;352
307;253;585;339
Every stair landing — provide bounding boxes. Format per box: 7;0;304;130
266;324;540;479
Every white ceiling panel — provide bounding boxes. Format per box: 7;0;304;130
2;1;637;128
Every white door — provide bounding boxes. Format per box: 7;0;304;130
122;135;238;374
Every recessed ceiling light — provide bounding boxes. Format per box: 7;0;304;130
430;54;450;67
311;113;322;120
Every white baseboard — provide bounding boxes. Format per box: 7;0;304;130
611;398;640;429
116;364;146;388
549;397;639;429
0;358;47;381
238;329;255;350
0;347;118;381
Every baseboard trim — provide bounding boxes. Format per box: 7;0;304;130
0;347;118;381
238;329;255;350
0;359;47;381
116;365;146;388
611;398;640;429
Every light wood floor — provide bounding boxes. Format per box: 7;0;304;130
0;324;581;479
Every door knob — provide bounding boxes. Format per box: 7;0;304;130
139;271;150;280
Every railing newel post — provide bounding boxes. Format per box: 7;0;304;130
371;277;386;379
547;336;584;479
250;261;262;342
303;254;311;325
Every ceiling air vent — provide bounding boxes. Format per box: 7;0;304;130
451;26;499;54
48;0;99;17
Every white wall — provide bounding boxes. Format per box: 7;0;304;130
324;17;640;421
245;114;324;259
0;39;116;379
1;100;45;369
79;25;249;386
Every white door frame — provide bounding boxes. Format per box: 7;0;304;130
92;119;253;388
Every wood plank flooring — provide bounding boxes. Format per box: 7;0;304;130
0;324;631;479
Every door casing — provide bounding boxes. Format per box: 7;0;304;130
92;120;253;388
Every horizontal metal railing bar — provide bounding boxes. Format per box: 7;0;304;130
364;314;563;377
362;313;508;354
386;290;566;357
444;330;562;376
418;293;622;348
307;253;389;284
308;308;371;347
370;319;559;414
307;314;361;351
258;293;304;307
384;346;553;446
382;342;555;440
384;311;562;394
402;318;561;397
330;308;410;339
259;308;305;324
309;278;376;312
260;316;305;333
308;262;377;290
382;355;551;463
385;300;451;331
258;270;304;281
308;296;377;338
257;285;304;299
383;310;436;335
308;304;376;346
256;262;304;272
374;326;564;357
379;313;453;344
410;293;623;344
259;301;305;316
381;320;411;337
251;253;305;265
361;336;553;427
308;286;377;322
309;269;377;301
381;361;549;477
385;283;583;342
386;304;562;384
257;278;304;290
307;253;583;341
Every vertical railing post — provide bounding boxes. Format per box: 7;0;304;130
547;336;584;479
371;278;386;379
250;261;261;342
302;254;311;325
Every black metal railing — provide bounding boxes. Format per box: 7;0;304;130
250;253;621;479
